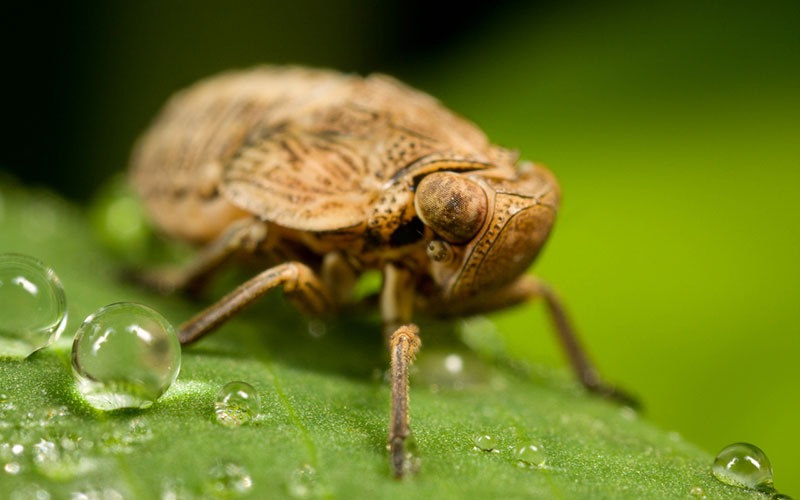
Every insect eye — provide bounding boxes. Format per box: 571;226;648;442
426;239;453;263
414;172;488;243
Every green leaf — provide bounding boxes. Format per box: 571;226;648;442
0;181;761;499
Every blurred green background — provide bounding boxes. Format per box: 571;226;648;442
3;0;799;494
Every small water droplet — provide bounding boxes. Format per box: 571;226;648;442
215;382;261;427
472;434;499;452
514;441;546;468
712;442;773;492
10;483;50;500
287;464;321;498
444;354;463;374
4;461;21;474
71;302;181;410
12;443;24;455
204;461;253;498
0;254;67;358
32;436;96;480
306;320;326;339
689;485;706;498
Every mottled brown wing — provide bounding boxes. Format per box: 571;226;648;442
221;128;379;231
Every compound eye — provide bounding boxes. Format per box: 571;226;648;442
426;239;453;263
414;172;488;243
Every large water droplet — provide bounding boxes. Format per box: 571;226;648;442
71;303;181;410
712;442;773;491
472;434;499;452
514;441;546;468
204;461;253;498
287;464;321;498
0;254;67;357
215;382;261;427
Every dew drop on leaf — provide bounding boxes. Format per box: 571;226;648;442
287;464;321;498
688;485;706;498
204;461;253;498
0;254;67;358
472;434;498;452
514;441;546;468
712;442;773;492
215;381;261;427
71;302;181;410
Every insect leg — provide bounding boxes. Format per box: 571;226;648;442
388;324;421;478
178;261;334;345
510;277;639;407
130;218;268;295
420;276;638;407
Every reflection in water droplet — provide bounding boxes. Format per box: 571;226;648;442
0;254;67;358
472;434;498;452
712;442;773;492
514;441;546;469
4;461;21;474
204;461;253;498
215;382;261;427
287;464;321;498
71;303;181;410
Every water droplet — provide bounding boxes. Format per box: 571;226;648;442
306;320;326;339
0;254;67;357
12;443;24;455
287;464;321;498
4;461;21;474
71;302;181;410
215;381;261;427
99;419;153;454
204;461;253;498
10;483;50;500
689;486;706;498
514;441;546;468
32;437;96;480
444;354;463;374
712;442;773;491
472;434;499;452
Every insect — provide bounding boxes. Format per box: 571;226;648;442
130;66;634;478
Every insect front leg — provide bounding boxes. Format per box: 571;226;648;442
130;217;269;295
381;264;421;478
178;261;334;345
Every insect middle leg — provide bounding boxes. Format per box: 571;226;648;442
178;261;334;345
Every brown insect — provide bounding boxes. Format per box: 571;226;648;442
130;66;633;478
